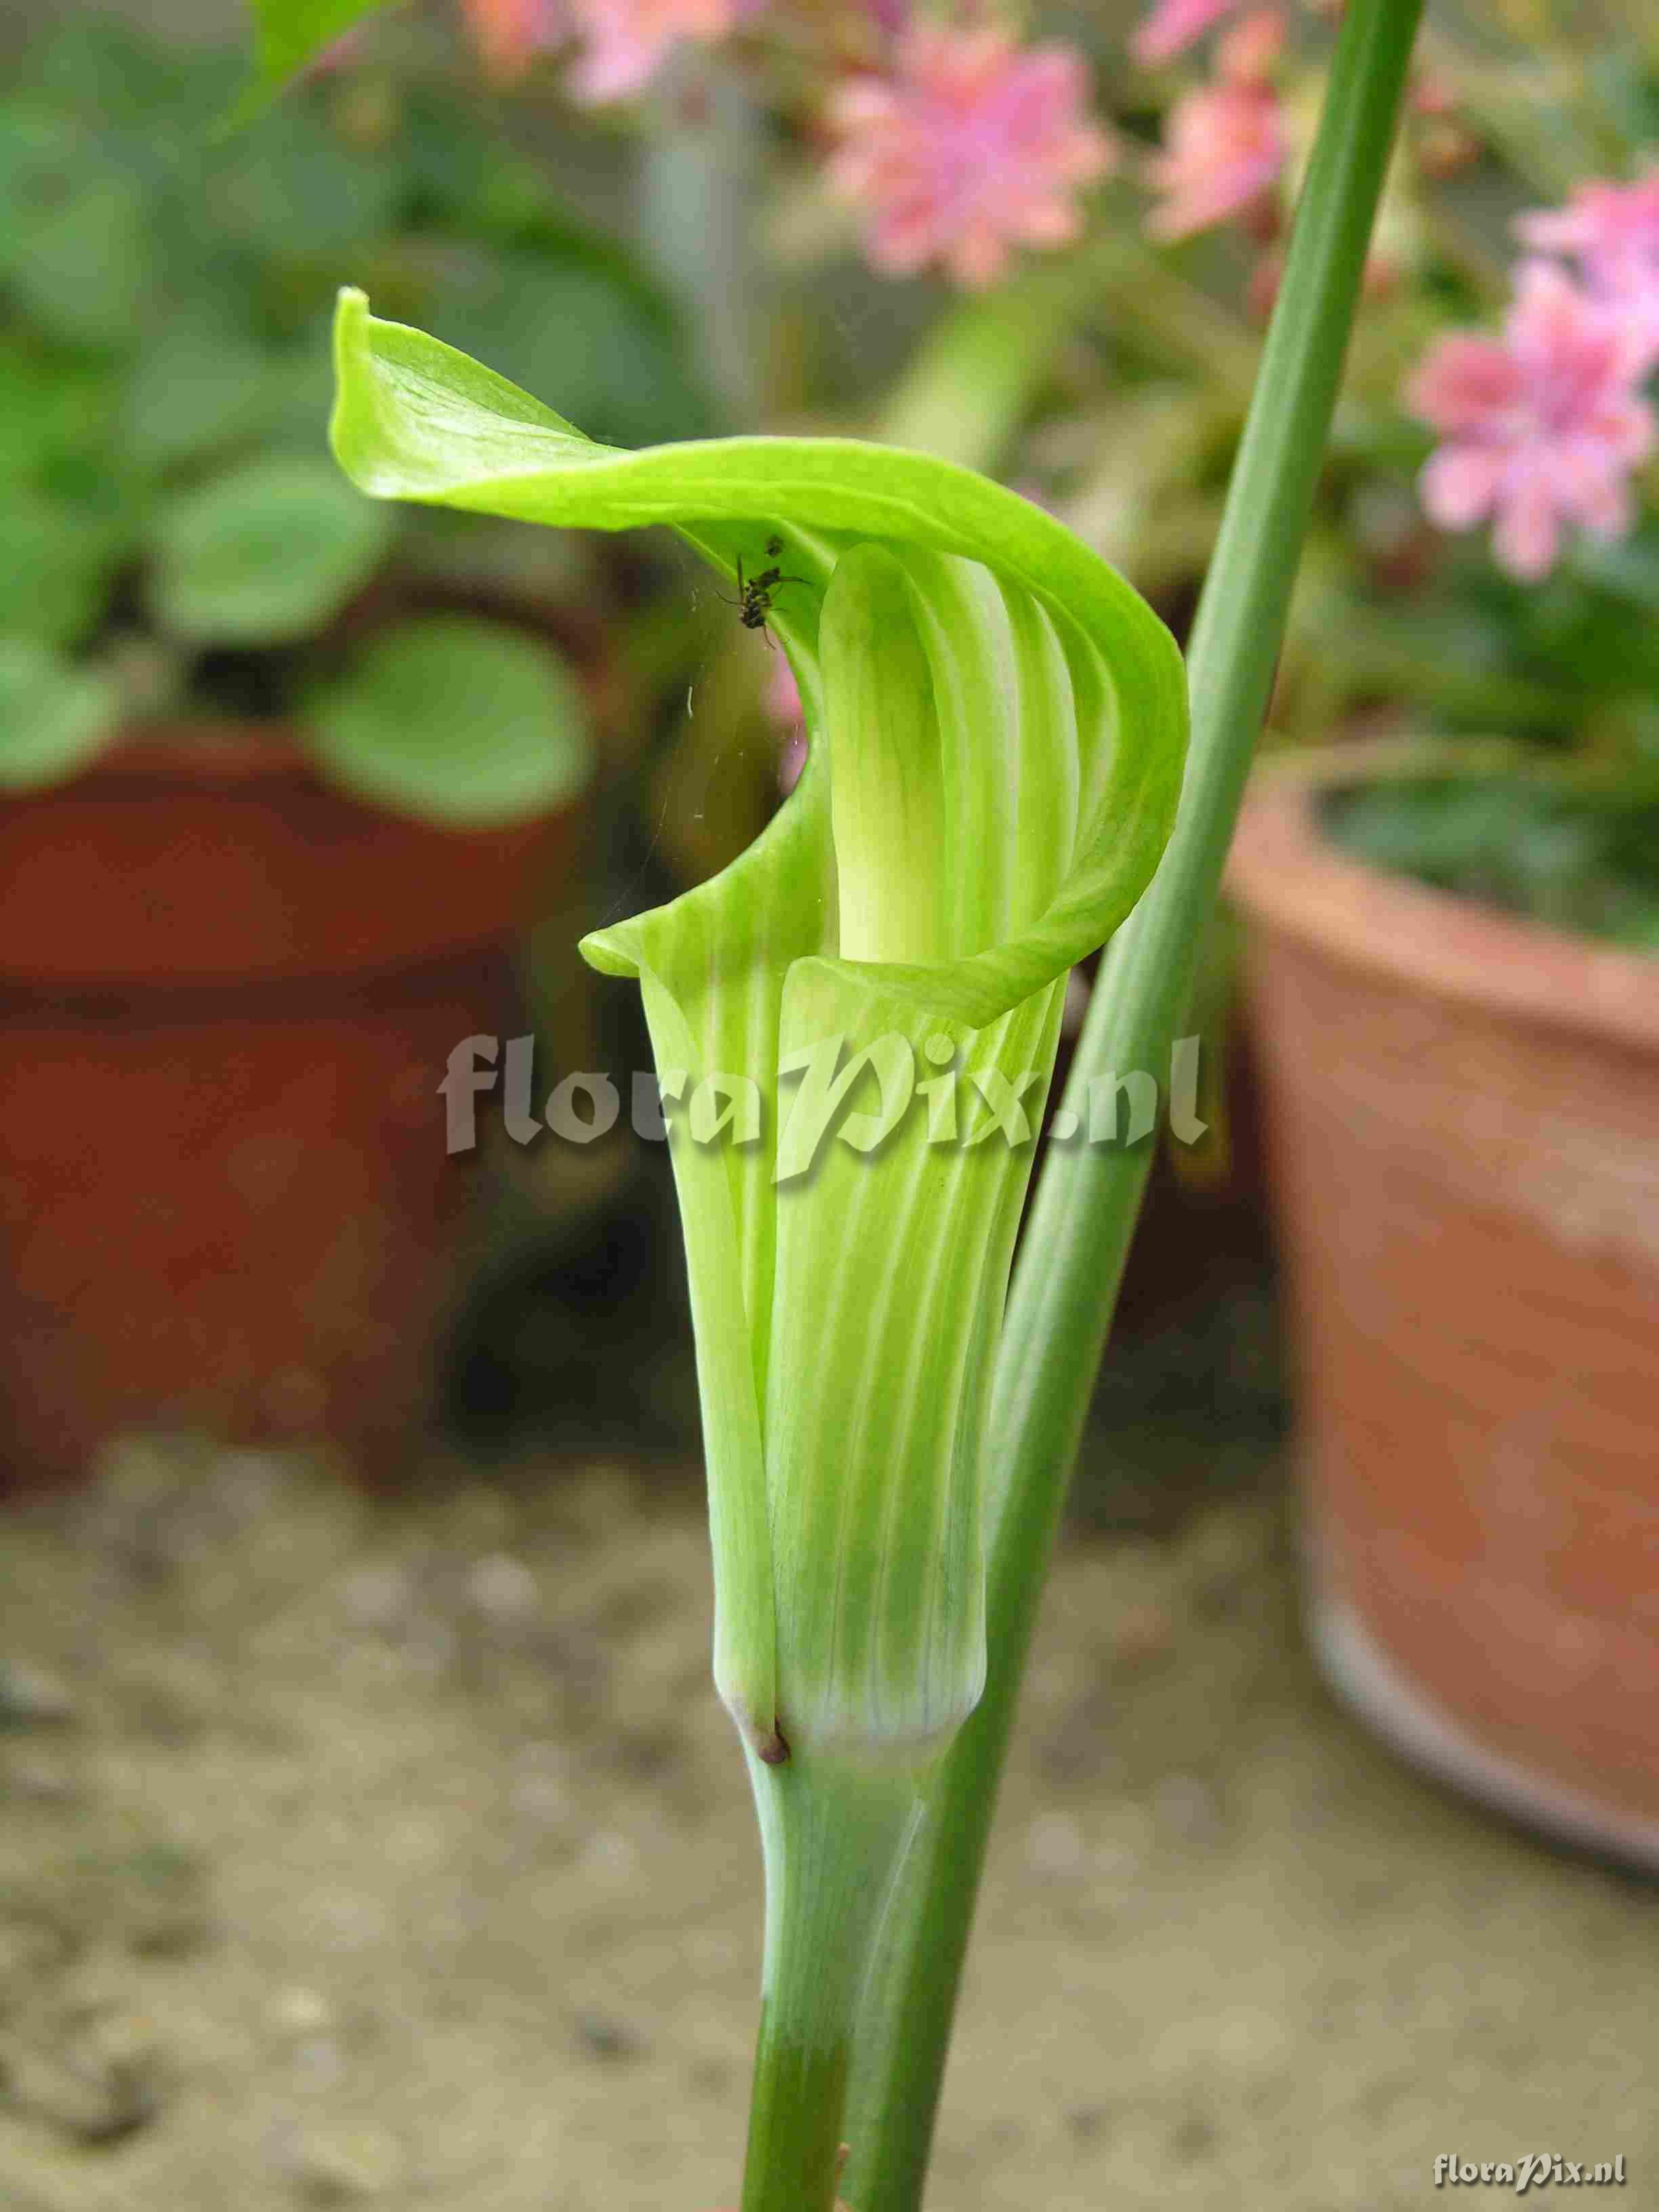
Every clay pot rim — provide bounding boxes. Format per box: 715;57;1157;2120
0;714;577;991
1226;753;1659;1056
75;719;323;791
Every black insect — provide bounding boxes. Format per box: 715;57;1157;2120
722;535;809;641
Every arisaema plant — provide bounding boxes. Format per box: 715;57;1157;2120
324;0;1422;2194
331;284;1184;2208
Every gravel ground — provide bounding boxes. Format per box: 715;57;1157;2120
0;1434;1650;2211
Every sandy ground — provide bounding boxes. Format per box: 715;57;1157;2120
0;1432;1652;2212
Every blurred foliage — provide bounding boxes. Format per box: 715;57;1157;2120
149;455;396;644
7;1;1659;915
1284;518;1659;755
238;0;403;119
1323;773;1659;952
304;613;592;824
0;635;121;792
0;15;723;815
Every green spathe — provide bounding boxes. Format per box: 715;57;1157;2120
331;284;1185;1762
329;285;1185;2204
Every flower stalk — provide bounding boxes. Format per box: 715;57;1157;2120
740;1754;924;2212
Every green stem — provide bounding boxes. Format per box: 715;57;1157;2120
740;1754;924;2212
840;1;1425;2203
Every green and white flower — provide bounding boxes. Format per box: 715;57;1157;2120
329;285;1186;2208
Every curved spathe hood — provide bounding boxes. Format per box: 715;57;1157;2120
331;287;1187;1764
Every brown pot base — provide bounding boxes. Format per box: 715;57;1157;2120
1307;1551;1659;1871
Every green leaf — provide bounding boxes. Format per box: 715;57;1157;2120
0;340;120;492
302;614;592;827
147;453;394;646
205;100;401;258
232;0;402;122
122;321;289;468
0;489;129;649
29;18;208;134
0;108;152;346
0;636;121;790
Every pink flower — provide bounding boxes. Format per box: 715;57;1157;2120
1130;0;1243;67
459;0;745;96
1145;75;1284;240
1408;260;1657;581
1517;171;1659;354
564;0;740;101
827;24;1116;290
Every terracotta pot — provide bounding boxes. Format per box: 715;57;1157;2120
1227;769;1659;1862
0;725;573;1488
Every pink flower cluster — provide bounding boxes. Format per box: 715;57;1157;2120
1409;176;1659;580
1517;170;1659;353
1143;7;1286;243
459;1;1115;291
460;0;745;100
827;22;1115;290
569;0;742;100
